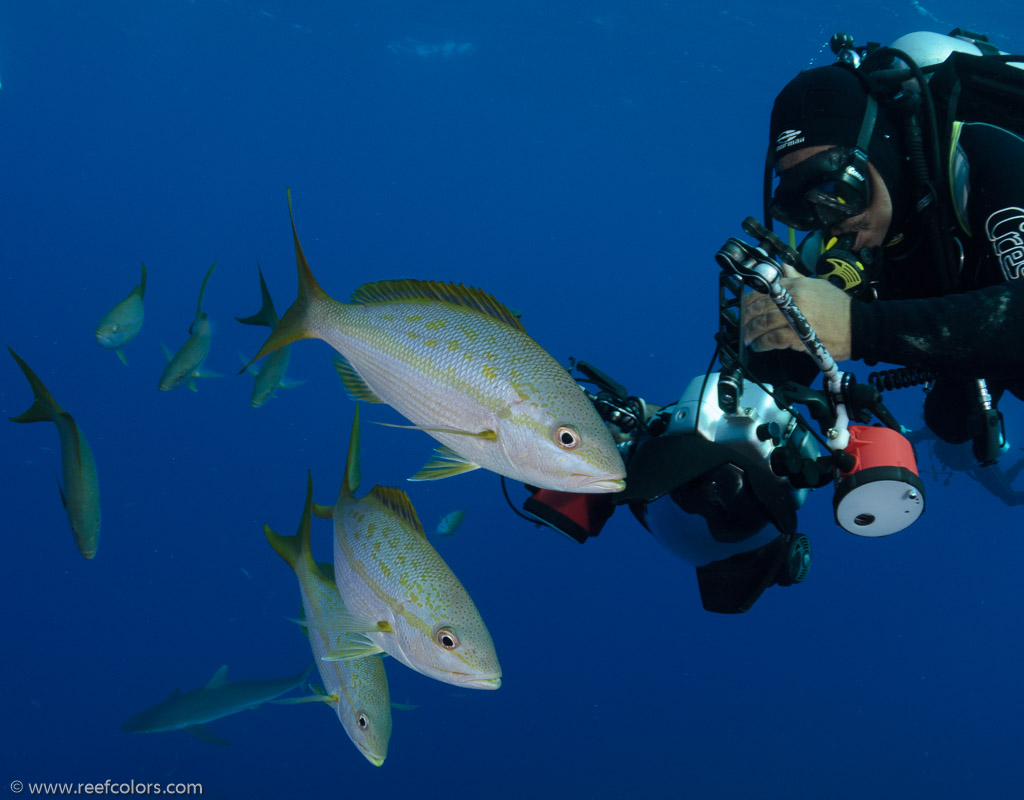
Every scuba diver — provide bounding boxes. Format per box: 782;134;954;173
511;29;1024;615
747;30;1024;454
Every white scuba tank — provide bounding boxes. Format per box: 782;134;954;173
890;30;1024;74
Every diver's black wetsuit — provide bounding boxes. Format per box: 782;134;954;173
851;122;1024;382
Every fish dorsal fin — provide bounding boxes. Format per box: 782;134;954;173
137;262;148;299
193;261;218;323
205;665;229;689
367;485;425;536
350;280;525;332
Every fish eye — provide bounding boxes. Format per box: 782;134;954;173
436;627;460;650
554;425;581;450
356;712;369;730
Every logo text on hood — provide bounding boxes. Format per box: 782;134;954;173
776;129;805;151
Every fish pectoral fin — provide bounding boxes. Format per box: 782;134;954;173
271;693;336;706
409;445;482;481
333;356;383;402
293;609;387;634
161;344;174;362
193;368;222;379
312;502;334;519
390;701;420;711
184;724;229;746
322;634;385;662
279;377;306;389
374;421;497;440
116;349;128;366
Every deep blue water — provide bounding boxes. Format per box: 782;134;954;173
3;1;1024;798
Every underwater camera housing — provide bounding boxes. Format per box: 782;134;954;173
615;371;817;614
621;372;818;539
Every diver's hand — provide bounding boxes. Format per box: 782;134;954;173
742;264;853;361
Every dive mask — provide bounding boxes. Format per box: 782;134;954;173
768;146;872;230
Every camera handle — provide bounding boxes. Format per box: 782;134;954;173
716;218;851;451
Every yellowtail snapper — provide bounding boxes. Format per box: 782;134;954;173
309;404;502;690
8;347;101;559
246;191;626;493
265;472;392;766
95;262;147;364
159;261;219;391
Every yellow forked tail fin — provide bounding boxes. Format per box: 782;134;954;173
242;189;331;372
263;471;318;574
8;347;62;424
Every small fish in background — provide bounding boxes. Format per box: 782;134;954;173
265;472;392;767
246;190;626;494
236;263;305;407
95;262;147;364
158;261;220;391
121;662;314;746
434;509;466;536
8;347;101;559
310;404;502;690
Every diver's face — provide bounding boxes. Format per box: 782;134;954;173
777;145;893;250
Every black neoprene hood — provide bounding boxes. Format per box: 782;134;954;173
768;63;911;237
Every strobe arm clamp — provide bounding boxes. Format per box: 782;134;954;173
715;218;851;451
